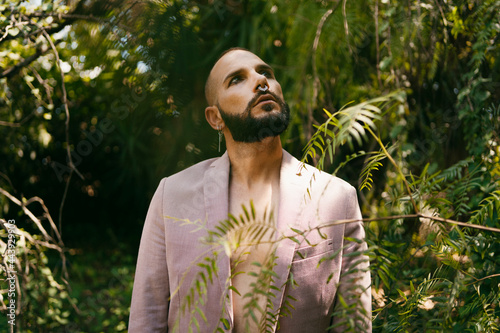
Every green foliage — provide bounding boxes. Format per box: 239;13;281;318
359;147;389;192
470;190;500;227
296;1;500;323
66;247;134;332
0;198;74;332
0;0;499;331
307;95;500;330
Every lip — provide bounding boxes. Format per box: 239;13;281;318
254;94;276;107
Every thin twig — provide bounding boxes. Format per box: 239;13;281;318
0;187;54;242
318;214;500;234
0;190;70;281
58;170;73;237
29;65;54;106
433;0;449;44
465;273;500;286
40;28;84;181
1;22;72;44
386;23;400;88
342;0;352;54
114;0;143;28
24;196;64;245
0;14;30;42
310;2;342;142
40;26;83;238
311;8;333;142
375;0;382;87
0;172;15;190
366;126;419;213
0;112;35;127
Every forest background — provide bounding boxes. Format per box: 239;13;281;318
0;0;499;332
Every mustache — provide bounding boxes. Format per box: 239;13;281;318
245;90;283;113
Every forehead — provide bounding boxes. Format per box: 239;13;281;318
210;50;268;85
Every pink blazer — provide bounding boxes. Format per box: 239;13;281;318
129;150;371;332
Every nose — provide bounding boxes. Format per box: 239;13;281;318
254;74;269;93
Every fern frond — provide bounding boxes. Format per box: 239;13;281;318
239;252;280;333
359;149;386;191
301;91;405;169
437;158;473;182
469;190;500;226
333;150;368;176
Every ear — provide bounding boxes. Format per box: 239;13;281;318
205;105;224;130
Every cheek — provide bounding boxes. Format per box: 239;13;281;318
219;93;249;112
273;82;284;100
219;88;251;111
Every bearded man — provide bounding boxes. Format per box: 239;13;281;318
129;48;372;332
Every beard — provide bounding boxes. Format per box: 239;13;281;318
218;90;290;143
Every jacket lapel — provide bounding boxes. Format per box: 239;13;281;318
203;152;232;328
269;150;307;331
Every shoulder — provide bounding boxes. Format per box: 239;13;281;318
282;150;362;227
167;157;217;181
156;156;221;195
283;150;356;195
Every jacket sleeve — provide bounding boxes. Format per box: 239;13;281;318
129;178;170;332
331;185;372;332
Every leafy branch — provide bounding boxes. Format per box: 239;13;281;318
0;187;78;326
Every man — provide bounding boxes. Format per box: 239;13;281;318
129;48;371;332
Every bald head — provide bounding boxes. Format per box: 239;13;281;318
204;68;218;106
205;47;255;106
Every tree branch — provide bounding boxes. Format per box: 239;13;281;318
0;15;30;42
465;273;500;286
25;12;131;31
24;196;64;246
0;111;35;127
1;4;136;45
285;213;500;240
1;21;72;44
335;213;500;233
0;43;49;79
0;187;55;243
29;65;54;106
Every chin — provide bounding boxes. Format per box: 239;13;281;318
253;103;278;113
262;103;277;112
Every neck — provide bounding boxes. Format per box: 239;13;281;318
226;136;283;188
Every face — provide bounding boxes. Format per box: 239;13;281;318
217;92;290;143
208;50;290;142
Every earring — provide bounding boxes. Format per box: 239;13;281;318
218;125;223;152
